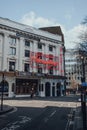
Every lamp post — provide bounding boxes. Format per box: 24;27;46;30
1;72;5;111
81;56;87;130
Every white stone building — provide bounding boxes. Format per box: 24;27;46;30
0;17;66;98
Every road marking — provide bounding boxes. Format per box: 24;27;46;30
49;110;56;117
19;116;32;124
1;116;32;130
44;110;56;123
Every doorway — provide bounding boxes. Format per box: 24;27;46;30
45;82;51;96
52;87;55;96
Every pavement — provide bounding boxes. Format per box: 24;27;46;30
0;105;14;115
73;106;87;130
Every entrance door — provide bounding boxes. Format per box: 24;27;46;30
56;82;61;96
45;82;50;96
52;87;55;97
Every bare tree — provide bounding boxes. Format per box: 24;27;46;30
82;16;87;25
76;16;87;56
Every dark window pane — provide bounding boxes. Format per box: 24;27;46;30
24;63;30;72
38;43;42;49
38;68;42;73
49;46;53;52
25;50;30;57
10;47;16;55
25;40;30;47
9;61;15;71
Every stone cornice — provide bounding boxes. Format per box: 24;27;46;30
0;24;62;44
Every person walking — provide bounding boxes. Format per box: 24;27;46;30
30;87;34;98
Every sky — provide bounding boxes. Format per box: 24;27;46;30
0;0;87;48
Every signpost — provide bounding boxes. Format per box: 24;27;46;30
0;73;4;111
81;82;87;130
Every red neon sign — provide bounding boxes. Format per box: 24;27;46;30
30;51;59;70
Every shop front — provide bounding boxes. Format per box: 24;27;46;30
14;78;38;96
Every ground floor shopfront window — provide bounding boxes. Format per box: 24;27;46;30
0;80;9;96
15;78;38;95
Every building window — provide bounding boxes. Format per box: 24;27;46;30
10;47;16;55
9;37;16;45
69;77;71;80
53;82;55;85
38;43;42;49
25;50;30;57
49;67;53;74
38;68;42;73
78;77;80;80
9;61;15;71
37;52;42;59
49;46;53;52
24;63;30;72
49;54;53;60
25;40;30;47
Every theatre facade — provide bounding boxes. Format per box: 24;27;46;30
0;17;66;97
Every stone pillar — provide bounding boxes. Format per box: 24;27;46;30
55;45;60;75
0;34;3;70
31;41;37;73
43;83;45;97
61;82;64;96
50;82;52;97
2;33;9;71
8;77;15;98
18;37;24;71
29;41;33;72
15;38;19;70
44;44;48;74
55;86;56;96
8;81;13;97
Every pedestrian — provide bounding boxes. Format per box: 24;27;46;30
30;91;33;98
30;87;34;98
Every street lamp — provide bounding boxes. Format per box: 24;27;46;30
80;56;87;130
1;72;5;111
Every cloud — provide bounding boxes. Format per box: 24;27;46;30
20;11;56;27
64;24;86;48
20;11;86;49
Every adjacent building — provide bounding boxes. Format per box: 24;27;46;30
0;17;66;97
65;49;82;93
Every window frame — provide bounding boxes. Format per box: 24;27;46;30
38;43;42;49
10;47;16;55
9;37;16;45
9;61;15;71
24;63;30;72
49;66;53;74
25;40;30;47
38;67;42;73
25;50;30;57
49;46;53;52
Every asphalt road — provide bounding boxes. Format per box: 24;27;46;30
0;95;80;130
